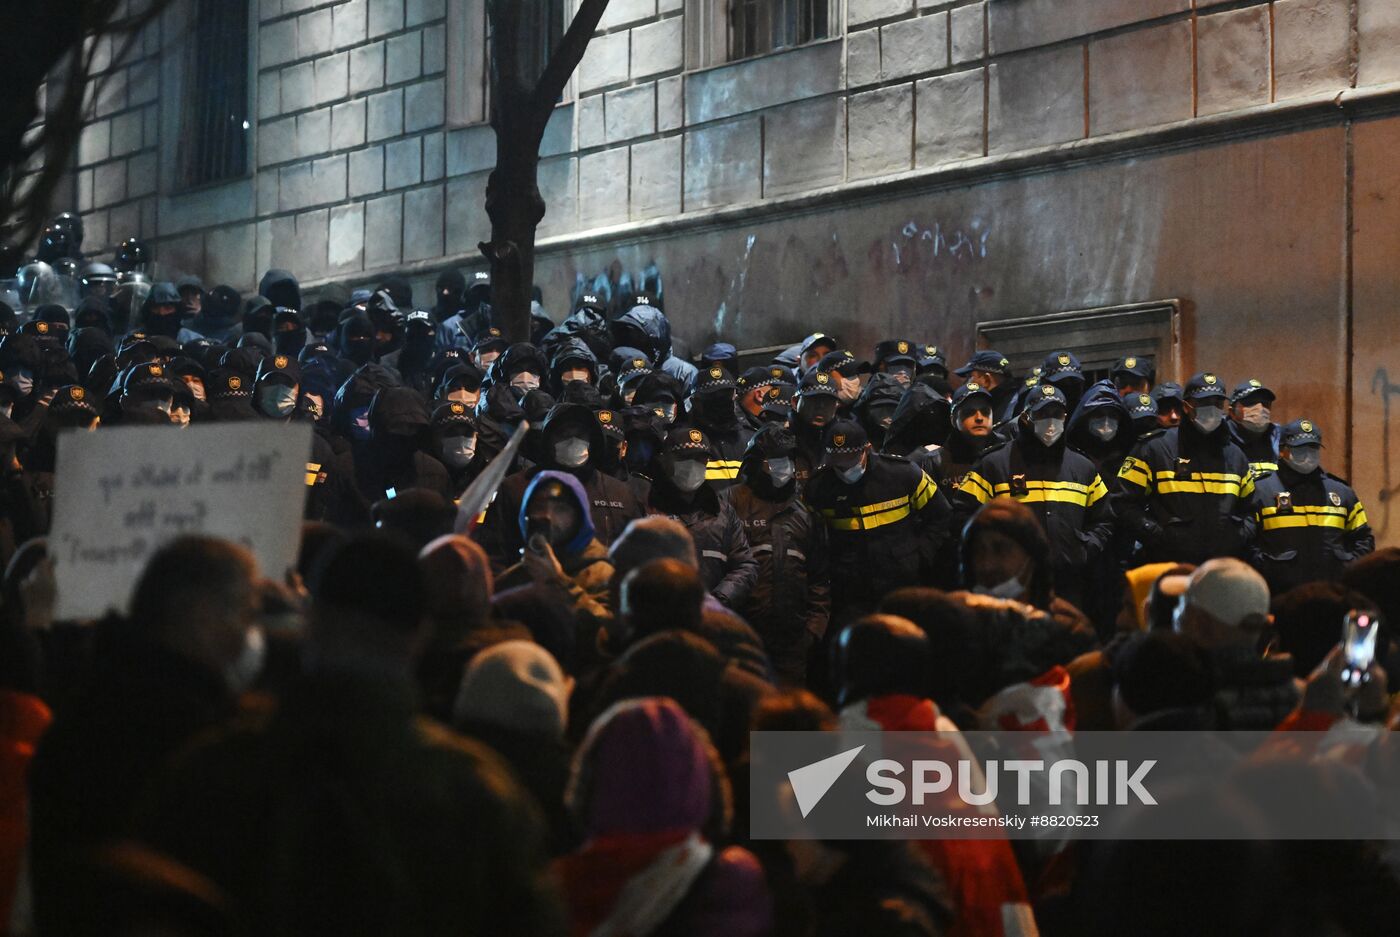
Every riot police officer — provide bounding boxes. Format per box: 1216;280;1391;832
1249;418;1374;595
1115;371;1256;564
688;364;753;491
1229;378;1281;477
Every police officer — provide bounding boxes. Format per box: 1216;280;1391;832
1249;418;1374;595
725;424;830;684
1111;355;1154;398
1229;378;1281;477
611;350;653;408
803;419;950;621
815;349;868;414
872;339;918;387
431;400;480;494
688;364;753;491
1125;391;1160;442
1115;371;1257;564
1152;381;1185;429
646;426;758;610
736;365;784;429
792;368;840;488
936;381;998;488
916;344;949;386
253;354;301;422
1041;351;1086;415
957;383;1113;607
798;333;839;375
954;350;1018;423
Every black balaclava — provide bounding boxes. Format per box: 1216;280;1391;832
434;270;466;323
693;388;739;431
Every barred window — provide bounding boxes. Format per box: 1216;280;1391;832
976;301;1182;385
688;0;838;69
176;0;250;189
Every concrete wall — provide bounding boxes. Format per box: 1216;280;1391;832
45;0;1400;537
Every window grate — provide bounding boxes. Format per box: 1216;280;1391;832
177;0;249;189
728;0;834;63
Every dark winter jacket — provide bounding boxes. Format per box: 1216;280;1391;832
724;481;830;683
1229;419;1282;478
1067;380;1133;478
1115;422;1257;565
613;305;696;391
647;480;759;610
1249;464;1375;595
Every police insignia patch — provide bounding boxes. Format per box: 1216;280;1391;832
1249;379;1262;387
1204;374;1217;385
633;358;647;369
599;410;612;423
1330;492;1342;507
1042;385;1056;397
1301;420;1314;432
275;355;289;369
1125;357;1137;368
72;386;85;400
450;403;465;414
966;382;980;391
897;341;909;354
816;373;829;384
1140;394;1152;406
710;366;723;379
772;368;783;378
999;358;1009;368
1058;354;1070;366
833;433;846;447
150;365;163;376
36;322;48;334
688;429;703;444
228;376;242;390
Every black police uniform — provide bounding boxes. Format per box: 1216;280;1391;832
803;421;951;620
1115;372;1257;564
957;384;1113;605
689;364;753;490
1228;378;1281;478
1249;418;1374;595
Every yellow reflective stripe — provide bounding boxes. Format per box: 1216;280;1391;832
960;472;994;504
1240;471;1256;500
1118;457;1152;490
1261;504;1347;517
911;473;938;510
820;503;915;531
1349;502;1370;530
1262;514;1346;531
705;459;742;480
1087;475;1108;507
305;462;322;486
1155;471;1248;482
988;483;1090;506
1250;461;1278;474
1158;480;1244;495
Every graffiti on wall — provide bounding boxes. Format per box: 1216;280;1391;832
1373;368;1400;539
891;219;992;269
571;261;664;317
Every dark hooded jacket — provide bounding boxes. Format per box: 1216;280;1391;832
1067;380;1134;478
473;382;529;470
724;433;830;683
547;337;600;397
883;383;951;470
353;387;451;503
258;268;302;312
330;362;401;449
478;404;649;568
613;305;696;392
647;475;759;611
538;308;612;371
187;285;244;343
333;312;378;375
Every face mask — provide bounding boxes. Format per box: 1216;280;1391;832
973;575;1026;601
765;456;795;488
1191;405;1224;434
1238;404;1271;433
1088;414;1118;441
836;461;866;485
224;627;266;694
1283;447;1321;474
186;379;206;402
837;375;861;403
554;436;590;468
441;436;476;469
8;370;33;397
887;366;912;386
171;407;191;427
350;407;372;442
509;372;541;395
671;459;707;492
560;368;591;385
260;385;298;418
1033;416;1065;447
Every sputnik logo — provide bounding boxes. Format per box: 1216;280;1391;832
787;745;865;818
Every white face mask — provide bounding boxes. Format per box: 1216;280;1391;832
441;436;476;469
560;368;591;385
171;406;191;427
973;575;1026;601
1191;405;1224;434
186;379;206;402
837;375;861;403
1283;447;1321;474
1238;403;1271;433
260;385;298;418
765;456;795;488
1088;413;1119;441
224;626;266;693
510;372;541;396
836;460;866;485
1033;416;1065;447
554;437;590;468
671;459;708;492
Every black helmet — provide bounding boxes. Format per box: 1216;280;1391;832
829;614;930;708
113;237;149;274
80;261;118;295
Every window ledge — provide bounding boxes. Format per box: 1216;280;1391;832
685;37;844;125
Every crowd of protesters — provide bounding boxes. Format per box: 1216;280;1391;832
1;225;1400;936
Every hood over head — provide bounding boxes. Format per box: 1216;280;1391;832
519;469;596;556
258;268;302;312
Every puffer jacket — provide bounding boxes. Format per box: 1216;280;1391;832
648;480;759;610
725;481;830;682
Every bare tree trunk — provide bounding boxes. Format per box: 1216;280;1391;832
481;0;610;343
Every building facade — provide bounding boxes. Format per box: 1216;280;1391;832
49;0;1400;541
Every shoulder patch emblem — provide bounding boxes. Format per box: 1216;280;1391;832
274;355;289;369
832;433;846;447
228;375;242;390
688;429;703;444
1330;491;1342;506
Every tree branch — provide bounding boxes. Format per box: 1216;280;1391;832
531;0;611;119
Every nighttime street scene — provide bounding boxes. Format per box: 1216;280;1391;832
4;0;1400;934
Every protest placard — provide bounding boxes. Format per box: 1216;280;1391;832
49;422;313;620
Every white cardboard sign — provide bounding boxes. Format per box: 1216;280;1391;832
49;422;312;620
